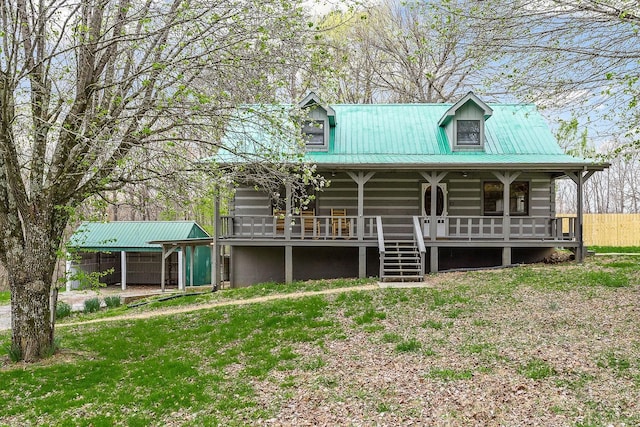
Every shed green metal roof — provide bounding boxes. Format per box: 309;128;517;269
214;102;605;170
69;221;210;252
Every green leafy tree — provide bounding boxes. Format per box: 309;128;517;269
0;0;323;362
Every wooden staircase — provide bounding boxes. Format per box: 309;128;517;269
380;240;424;282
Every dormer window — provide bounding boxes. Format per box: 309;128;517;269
438;92;492;152
297;92;335;152
456;120;481;145
302;120;325;145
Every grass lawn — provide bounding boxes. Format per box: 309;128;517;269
0;292;9;305
1;256;640;426
589;246;640;254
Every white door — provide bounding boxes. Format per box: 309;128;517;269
422;183;447;237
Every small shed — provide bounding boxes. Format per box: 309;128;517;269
67;221;212;291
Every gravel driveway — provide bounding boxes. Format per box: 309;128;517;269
0;305;10;331
0;286;175;331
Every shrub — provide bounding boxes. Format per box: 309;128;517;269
55;301;72;319
83;297;101;314
104;295;121;308
6;343;21;362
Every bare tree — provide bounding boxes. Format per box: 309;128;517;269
478;0;640;151
315;0;509;104
0;0;324;361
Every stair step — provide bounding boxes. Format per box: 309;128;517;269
382;275;424;282
384;259;421;264
380;238;424;282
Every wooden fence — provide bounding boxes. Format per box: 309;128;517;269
557;214;640;246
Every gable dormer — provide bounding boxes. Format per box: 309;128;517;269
438;92;493;152
298;92;335;152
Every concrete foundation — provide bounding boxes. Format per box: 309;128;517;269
230;245;560;286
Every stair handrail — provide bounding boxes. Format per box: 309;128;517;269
413;215;427;278
376;216;385;279
376;216;385;254
412;216;426;255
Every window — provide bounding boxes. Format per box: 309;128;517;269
456;120;481;145
302;120;325;145
483;181;529;215
423;185;445;216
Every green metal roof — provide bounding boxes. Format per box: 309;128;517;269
214;101;605;170
69;221;210;252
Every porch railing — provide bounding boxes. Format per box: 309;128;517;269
219;215;577;242
220;215;378;240
419;216;576;240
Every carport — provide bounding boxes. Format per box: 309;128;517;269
67;221;213;291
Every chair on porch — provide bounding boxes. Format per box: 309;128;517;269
331;208;351;238
273;209;286;234
300;209;320;239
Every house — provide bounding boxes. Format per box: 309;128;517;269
67;221;213;291
213;92;607;287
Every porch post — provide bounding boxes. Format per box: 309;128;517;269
65;255;73;292
121;251;127;290
189;245;194;288
566;169;595;263
430;178;438;241
493;172;519;229
419;172;447;274
285;182;292;240
213;192;220;290
493;172;519;266
419;172;447;242
502;247;511;266
347;171;375;278
285;245;293;283
179;246;186;291
430;247;438;273
161;246;166;292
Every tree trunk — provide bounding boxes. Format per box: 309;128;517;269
10;274;53;362
6;211;64;362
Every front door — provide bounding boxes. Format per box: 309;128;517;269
422;183;447;237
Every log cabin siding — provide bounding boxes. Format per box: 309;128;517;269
231;172;555;219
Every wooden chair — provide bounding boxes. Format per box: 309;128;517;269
331;208;351;238
300;209;319;239
273;209;286;234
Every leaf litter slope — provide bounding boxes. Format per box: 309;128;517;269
0;258;638;426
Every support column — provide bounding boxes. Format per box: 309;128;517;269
189;245;194;288
359;246;367;278
162;246;178;292
576;173;584;262
178;249;184;290
121;251;127;290
347;171;375;278
285;182;292;240
420;172;448;241
502;247;512;266
65;255;73;292
285;245;293;283
161;246;166;292
492;171;520;242
430;247;438;273
566;169;595;263
213;192;220;290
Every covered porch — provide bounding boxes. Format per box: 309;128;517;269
215;168;596;285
